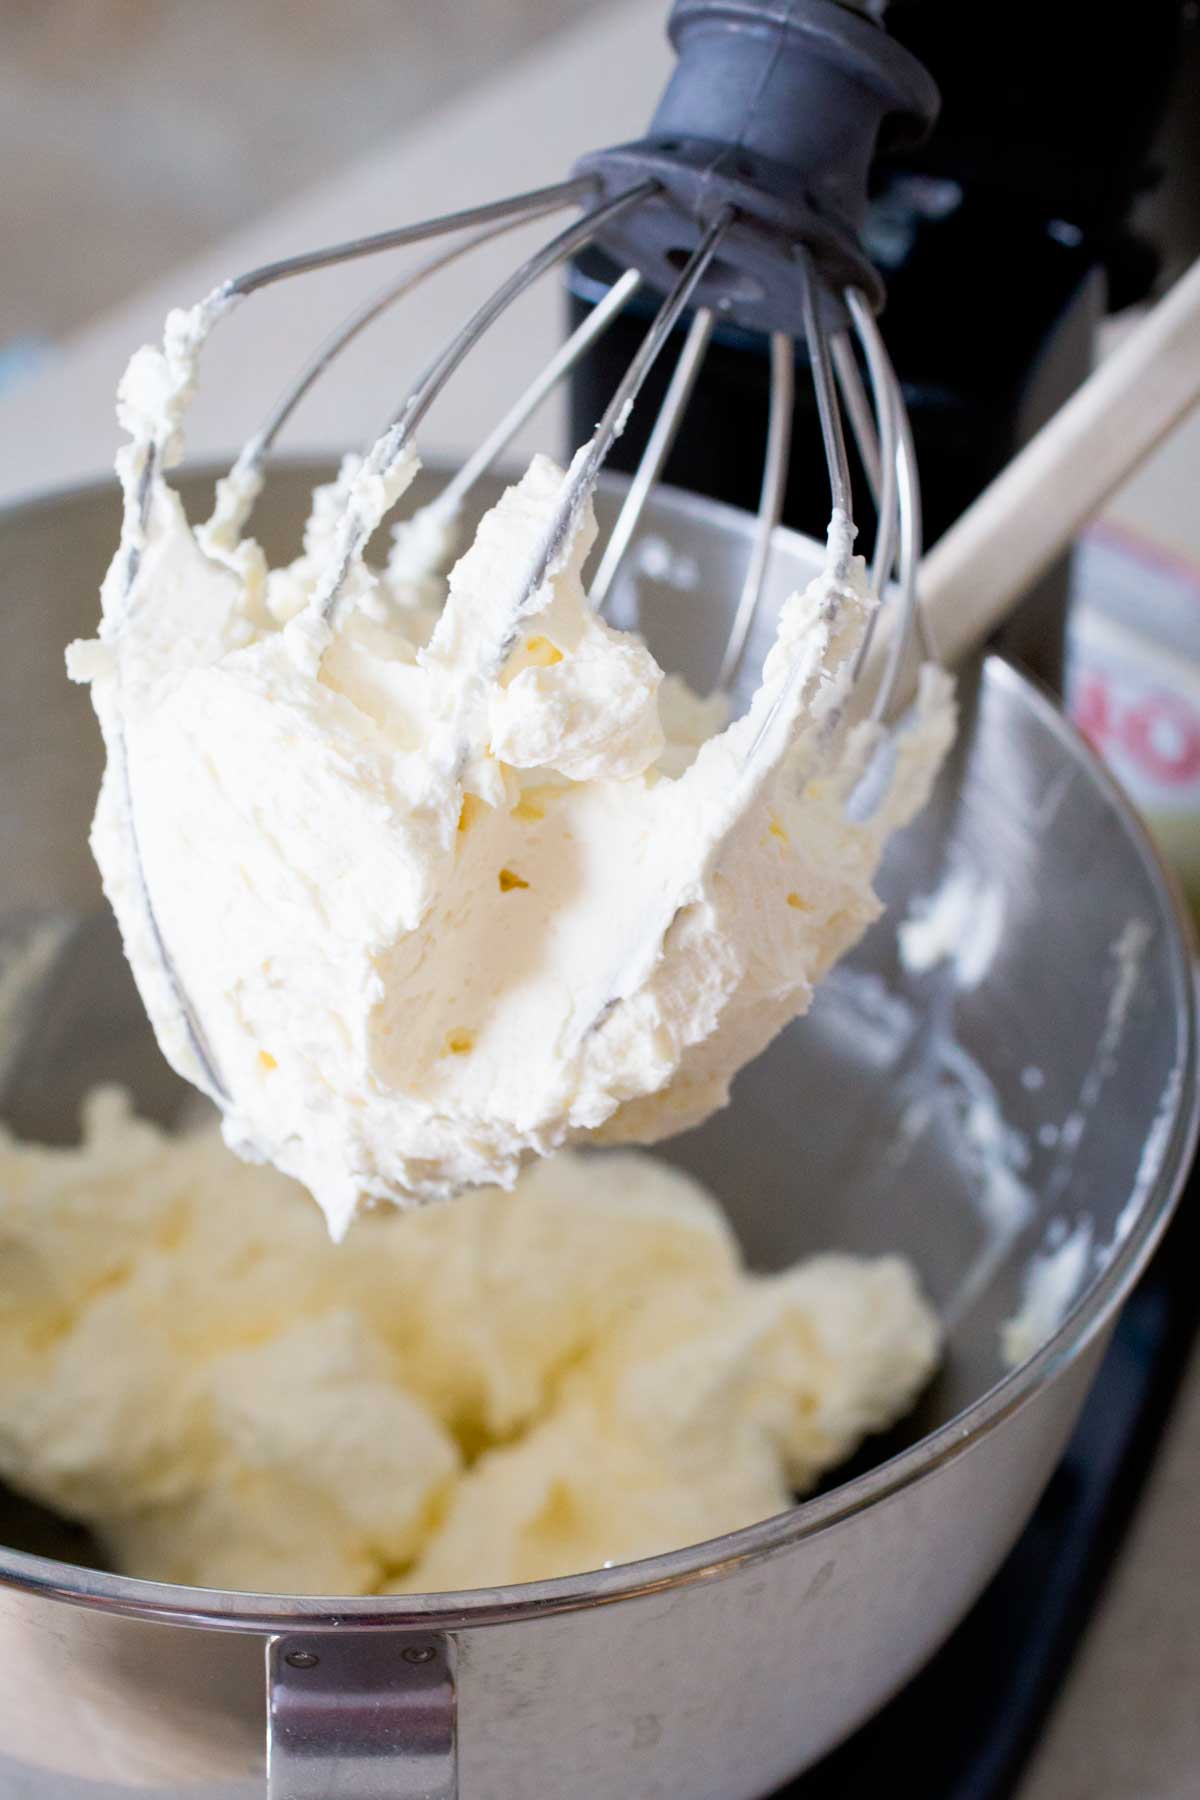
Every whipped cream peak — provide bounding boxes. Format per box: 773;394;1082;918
68;301;955;1233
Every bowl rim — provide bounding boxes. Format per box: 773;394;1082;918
0;464;1196;1634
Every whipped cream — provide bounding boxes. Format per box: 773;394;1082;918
67;296;955;1234
0;1092;941;1595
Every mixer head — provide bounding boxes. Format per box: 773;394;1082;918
576;0;938;337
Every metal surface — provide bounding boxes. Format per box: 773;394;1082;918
0;463;1195;1799
267;1634;456;1800
225;177;597;299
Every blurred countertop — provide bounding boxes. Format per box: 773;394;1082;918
0;4;1197;1796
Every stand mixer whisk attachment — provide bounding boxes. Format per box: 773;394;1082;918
100;0;944;1144
139;0;938;717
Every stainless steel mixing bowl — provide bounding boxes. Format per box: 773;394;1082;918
0;463;1195;1800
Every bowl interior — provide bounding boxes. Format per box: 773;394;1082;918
0;459;1193;1577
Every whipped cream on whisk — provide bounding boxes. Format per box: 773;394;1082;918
68;298;955;1235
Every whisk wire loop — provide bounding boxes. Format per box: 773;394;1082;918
518;206;735;610
846;290;928;713
301;185;656;627
225;178;598;299
830;330;883;499
381;184;656;456
718;331;795;691
588;303;714;613
798;251;853;529
254;218;559;476
180;176;929;719
437;268;644;524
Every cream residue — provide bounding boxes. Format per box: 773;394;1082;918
1038;918;1154;1222
1001;1216;1094;1369
823;966;1036;1331
1112;1066;1184;1251
899;866;1005;989
0;1091;941;1596
66;296;955;1234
